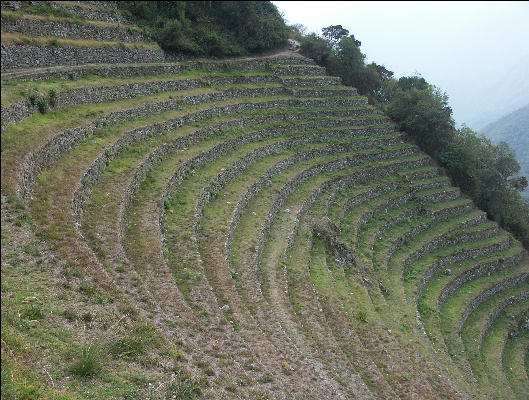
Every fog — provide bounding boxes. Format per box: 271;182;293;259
273;1;529;130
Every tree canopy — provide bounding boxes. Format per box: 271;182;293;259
118;1;289;57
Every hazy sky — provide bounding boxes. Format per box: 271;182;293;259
273;1;529;129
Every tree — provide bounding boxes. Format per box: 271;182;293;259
322;25;349;47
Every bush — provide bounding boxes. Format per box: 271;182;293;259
36;97;48;114
48;89;57;108
21;304;43;320
70;345;102;378
117;1;289;57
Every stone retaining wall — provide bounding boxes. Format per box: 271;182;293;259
119;110;386;253
1;16;147;42
291;88;358;98
2;55;315;81
479;291;529;346
1;75;281;127
20;90;312;199
189;128;400;248
289;158;431;257
386;211;487;264
403;224;499;269
235;147;419;276
438;251;524;306
398;168;440;182
272;65;325;76
416;188;460;205
458;273;529;333
339;180;401;220
411;178;449;193
1;42;165;71
415;234;510;296
75;101;382;220
48;1;127;23
19;95;372;200
429;202;474;223
281;77;342;87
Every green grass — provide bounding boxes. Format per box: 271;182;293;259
0;69;272;106
480;301;529;399
502;327;529;399
0;32;160;49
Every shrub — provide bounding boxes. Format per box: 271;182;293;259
48;89;57;108
27;93;38;107
36;97;48;114
21;304;43;320
117;1;288;57
70;344;102;378
355;310;367;322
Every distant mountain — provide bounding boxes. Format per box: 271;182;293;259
480;104;529;197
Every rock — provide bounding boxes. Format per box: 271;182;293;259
288;39;300;51
379;282;389;296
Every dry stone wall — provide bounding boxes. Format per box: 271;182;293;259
22;90;339;200
415;234;510;296
481;291;529;344
1;76;281;127
438;251;524;306
2;55;315;80
48;2;128;23
1;16;147;42
403;224;499;269
1;42;165;71
458;273;529;333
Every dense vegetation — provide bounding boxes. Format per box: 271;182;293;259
298;26;529;248
117;1;289;57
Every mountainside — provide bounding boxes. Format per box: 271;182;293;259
481;104;529;189
2;2;528;400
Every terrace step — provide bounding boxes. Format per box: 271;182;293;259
1;12;149;43
481;302;529;399
1;55;315;81
0;41;165;71
501;314;529;399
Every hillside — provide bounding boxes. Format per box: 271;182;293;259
2;2;528;400
480;104;529;196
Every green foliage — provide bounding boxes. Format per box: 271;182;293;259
36;97;48;114
21;304;43;320
70;344;102;378
48;89;57;108
118;1;289;57
17;2;84;20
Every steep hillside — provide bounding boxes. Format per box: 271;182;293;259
2;2;528;399
480;104;529;196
